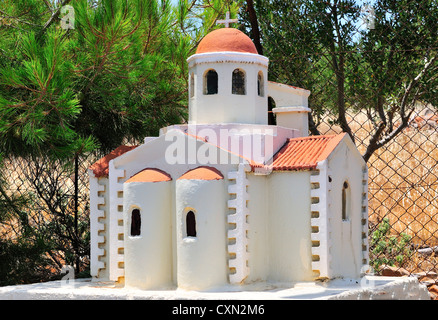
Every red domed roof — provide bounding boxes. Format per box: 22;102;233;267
178;166;224;181
196;28;258;54
126;168;172;183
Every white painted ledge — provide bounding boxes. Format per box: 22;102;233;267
272;106;311;114
0;276;429;300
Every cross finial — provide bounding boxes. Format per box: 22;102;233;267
216;11;238;28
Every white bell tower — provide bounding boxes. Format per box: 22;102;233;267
187;26;269;125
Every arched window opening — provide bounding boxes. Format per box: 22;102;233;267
232;69;245;95
342;181;350;221
190;73;195;98
186;211;197;237
257;71;264;97
204;70;218;95
268;96;276;125
131;209;141;236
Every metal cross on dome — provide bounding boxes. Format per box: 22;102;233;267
216;11;238;28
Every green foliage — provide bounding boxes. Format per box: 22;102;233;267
0;237;53;286
0;29;91;159
0;0;238;156
369;218;413;271
0;160;54;286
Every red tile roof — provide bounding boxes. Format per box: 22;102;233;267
254;133;346;171
184;131;346;171
89;145;138;178
90;133;346;179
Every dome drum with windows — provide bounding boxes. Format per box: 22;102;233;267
187;28;269;125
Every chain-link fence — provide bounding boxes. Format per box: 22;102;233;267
0;154;97;285
316;107;438;282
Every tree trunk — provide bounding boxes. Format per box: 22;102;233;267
246;0;263;55
335;55;354;143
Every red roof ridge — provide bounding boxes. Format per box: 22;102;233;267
287;134;339;141
316;133;346;163
185;131;208;142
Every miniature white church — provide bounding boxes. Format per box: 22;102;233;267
88;24;369;290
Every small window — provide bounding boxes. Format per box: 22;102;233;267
268;96;276;125
190;73;195;98
257;71;264;97
204;70;218;95
342;181;350;221
131;209;141;236
232;69;245;95
186;211;196;237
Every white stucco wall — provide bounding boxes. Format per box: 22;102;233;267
175;178;228;290
123;180;173;289
267;81;310;108
273;107;311;137
246;171;315;283
89;174;109;280
246;174;268;282
268;81;311;136
325;138;367;279
267;171;315;282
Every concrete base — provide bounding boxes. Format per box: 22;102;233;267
0;276;430;300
